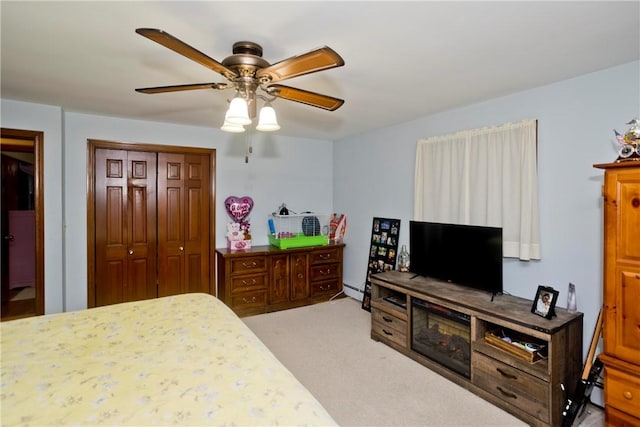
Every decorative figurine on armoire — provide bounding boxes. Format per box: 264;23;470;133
613;118;640;161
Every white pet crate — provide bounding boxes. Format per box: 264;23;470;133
268;213;330;249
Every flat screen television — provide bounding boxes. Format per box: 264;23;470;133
409;220;503;296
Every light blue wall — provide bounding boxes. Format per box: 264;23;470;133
62;113;333;310
1;105;333;312
334;61;640;373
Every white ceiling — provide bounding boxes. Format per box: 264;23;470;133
2;1;639;141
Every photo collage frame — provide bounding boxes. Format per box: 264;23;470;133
361;217;401;311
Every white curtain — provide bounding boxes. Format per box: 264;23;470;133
414;119;540;260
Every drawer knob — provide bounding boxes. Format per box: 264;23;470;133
623;391;633;400
319;253;331;260
382;315;393;323
242;261;258;268
382;329;393;336
242;296;257;303
320;284;332;291
241;279;256;286
319;269;331;275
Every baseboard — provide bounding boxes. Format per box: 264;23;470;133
343;283;364;300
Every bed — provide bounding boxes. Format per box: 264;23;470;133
1;293;337;426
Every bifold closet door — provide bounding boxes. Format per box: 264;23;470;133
157;152;211;296
94;149;157;306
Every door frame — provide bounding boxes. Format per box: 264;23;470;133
1;127;45;316
86;139;217;307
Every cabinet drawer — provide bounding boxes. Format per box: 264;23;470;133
230;256;267;274
606;406;640;426
310;263;339;281
372;318;407;348
310;279;339;297
473;352;548;422
372;309;407;336
310;248;341;264
605;366;640;419
231;291;267;310
230;273;267;294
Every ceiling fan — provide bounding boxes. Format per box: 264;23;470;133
135;28;345;131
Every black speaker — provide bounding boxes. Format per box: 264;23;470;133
302;216;321;236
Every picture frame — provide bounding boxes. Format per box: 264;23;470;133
531;285;559;319
361;217;401;311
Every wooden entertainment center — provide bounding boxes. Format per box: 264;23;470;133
370;270;583;427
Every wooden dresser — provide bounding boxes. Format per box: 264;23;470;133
595;162;640;426
216;244;344;317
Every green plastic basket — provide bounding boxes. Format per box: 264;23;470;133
268;233;328;249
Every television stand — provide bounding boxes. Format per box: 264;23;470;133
369;270;583;427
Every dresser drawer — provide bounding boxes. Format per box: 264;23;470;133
473;352;548;422
310;279;339;297
231;291;267;310
230;273;267;294
605;366;640;419
606;406;640;426
310;263;340;281
310;248;341;264
230;256;267;274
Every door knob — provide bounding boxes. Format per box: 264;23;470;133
128;249;134;255
4;234;15;241
179;246;184;251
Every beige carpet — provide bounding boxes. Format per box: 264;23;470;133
243;297;527;427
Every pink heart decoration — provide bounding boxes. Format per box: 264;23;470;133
224;196;254;223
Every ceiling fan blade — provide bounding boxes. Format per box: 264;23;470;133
135;83;228;94
267;84;344;111
257;46;344;83
136;28;238;80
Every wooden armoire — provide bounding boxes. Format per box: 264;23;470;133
87;140;216;307
594;161;640;425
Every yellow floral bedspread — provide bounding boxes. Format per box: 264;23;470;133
1;293;337;426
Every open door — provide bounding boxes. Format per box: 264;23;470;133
1;128;44;320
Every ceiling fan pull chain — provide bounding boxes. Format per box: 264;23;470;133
245;132;252;164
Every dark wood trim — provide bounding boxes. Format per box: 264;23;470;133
86;139;216;308
1;127;45;317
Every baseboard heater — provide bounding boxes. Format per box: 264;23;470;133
343;283;363;294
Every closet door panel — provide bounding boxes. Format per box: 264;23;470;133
91;143;213;307
184;154;210;293
126;151;157;302
158;255;183;298
99;261;124;306
158;153;185;296
94;149;156;306
95;149;127;306
187;253;203;293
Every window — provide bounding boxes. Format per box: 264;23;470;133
414;119;540;260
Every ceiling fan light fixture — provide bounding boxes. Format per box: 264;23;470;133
256;103;280;132
226;97;251;125
135;29;345;134
221;110;246;133
221;120;246;133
